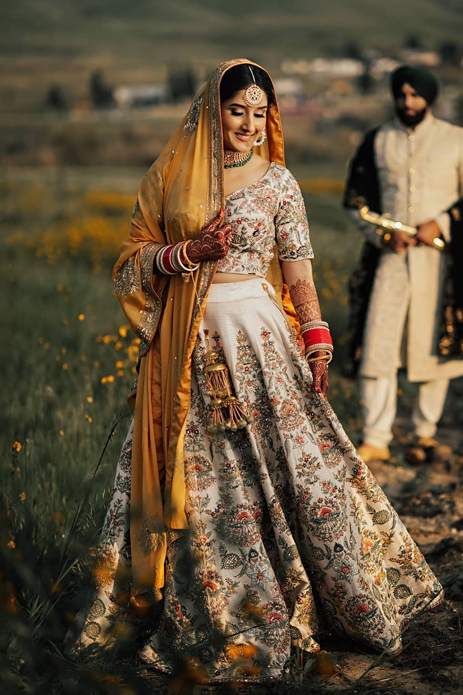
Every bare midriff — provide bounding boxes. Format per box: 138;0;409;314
212;273;261;284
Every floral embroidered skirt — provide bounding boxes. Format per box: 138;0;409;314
77;279;443;683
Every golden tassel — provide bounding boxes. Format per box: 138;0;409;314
203;330;254;435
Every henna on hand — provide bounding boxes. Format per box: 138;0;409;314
310;357;329;398
289;278;321;323
188;209;232;263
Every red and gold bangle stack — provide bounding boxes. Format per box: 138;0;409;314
155;241;199;275
300;320;334;363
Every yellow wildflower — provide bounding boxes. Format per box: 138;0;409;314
86;414;93;423
115;361;124;369
62;363;68;370
78;314;85;321
86;396;93;403
7;540;15;549
119;325;129;338
59;429;65;436
106;375;115;383
12;441;22;452
115;340;123;350
19;492;26;502
117;370;124;377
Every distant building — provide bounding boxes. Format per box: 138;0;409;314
113;85;169;109
273;77;308;111
399;50;441;67
308;58;364;77
370;57;401;79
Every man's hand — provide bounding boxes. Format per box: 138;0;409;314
385;231;417;253
416;220;442;247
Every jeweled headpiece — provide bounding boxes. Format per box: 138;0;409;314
243;66;264;107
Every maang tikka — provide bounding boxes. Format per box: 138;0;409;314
243;66;264;107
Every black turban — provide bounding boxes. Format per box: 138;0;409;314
390;65;439;105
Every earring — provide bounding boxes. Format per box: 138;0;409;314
253;129;267;147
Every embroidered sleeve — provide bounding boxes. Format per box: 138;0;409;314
275;169;314;261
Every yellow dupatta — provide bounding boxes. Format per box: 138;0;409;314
113;59;298;604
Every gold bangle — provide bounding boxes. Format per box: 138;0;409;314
182;240;199;269
306;353;333;364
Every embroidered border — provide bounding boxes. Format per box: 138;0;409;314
184;92;204;134
114;256;140;299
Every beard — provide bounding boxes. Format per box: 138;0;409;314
395;105;428;127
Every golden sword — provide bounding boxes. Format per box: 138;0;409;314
359;206;445;250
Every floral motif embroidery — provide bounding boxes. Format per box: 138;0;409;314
218;163;313;277
76;256;443;682
113;256;140;299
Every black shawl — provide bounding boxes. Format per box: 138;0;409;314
343;127;381;377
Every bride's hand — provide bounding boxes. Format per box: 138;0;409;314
188;209;232;262
310;352;329;399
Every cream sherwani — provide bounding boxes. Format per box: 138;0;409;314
351;114;463;446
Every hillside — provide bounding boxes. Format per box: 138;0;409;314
2;0;463;112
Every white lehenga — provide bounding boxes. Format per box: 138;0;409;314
76;279;443;683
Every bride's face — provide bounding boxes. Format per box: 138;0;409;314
221;88;268;152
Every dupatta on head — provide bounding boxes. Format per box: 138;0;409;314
113;58;296;604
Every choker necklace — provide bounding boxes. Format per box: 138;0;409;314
224;150;253;169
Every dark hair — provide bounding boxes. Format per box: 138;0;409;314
220;64;275;106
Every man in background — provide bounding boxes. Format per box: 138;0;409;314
344;65;463;463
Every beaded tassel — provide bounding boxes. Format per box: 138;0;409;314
203;330;254;434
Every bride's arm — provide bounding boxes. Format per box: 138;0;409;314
281;259;330;398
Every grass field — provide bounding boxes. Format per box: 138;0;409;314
2;165;463;694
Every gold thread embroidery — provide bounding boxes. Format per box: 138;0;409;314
114;256;140;299
184;92;204;134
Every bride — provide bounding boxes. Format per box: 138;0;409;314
74;59;443;683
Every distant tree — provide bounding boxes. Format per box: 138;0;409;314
168;66;197;103
404;34;423;50
343;41;363;61
456;95;463;127
439;41;461;66
90;70;114;109
46;85;67;111
357;62;374;95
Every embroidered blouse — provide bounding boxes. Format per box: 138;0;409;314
217;162;313;277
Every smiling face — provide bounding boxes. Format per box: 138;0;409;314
221;87;268;152
395;83;429;127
